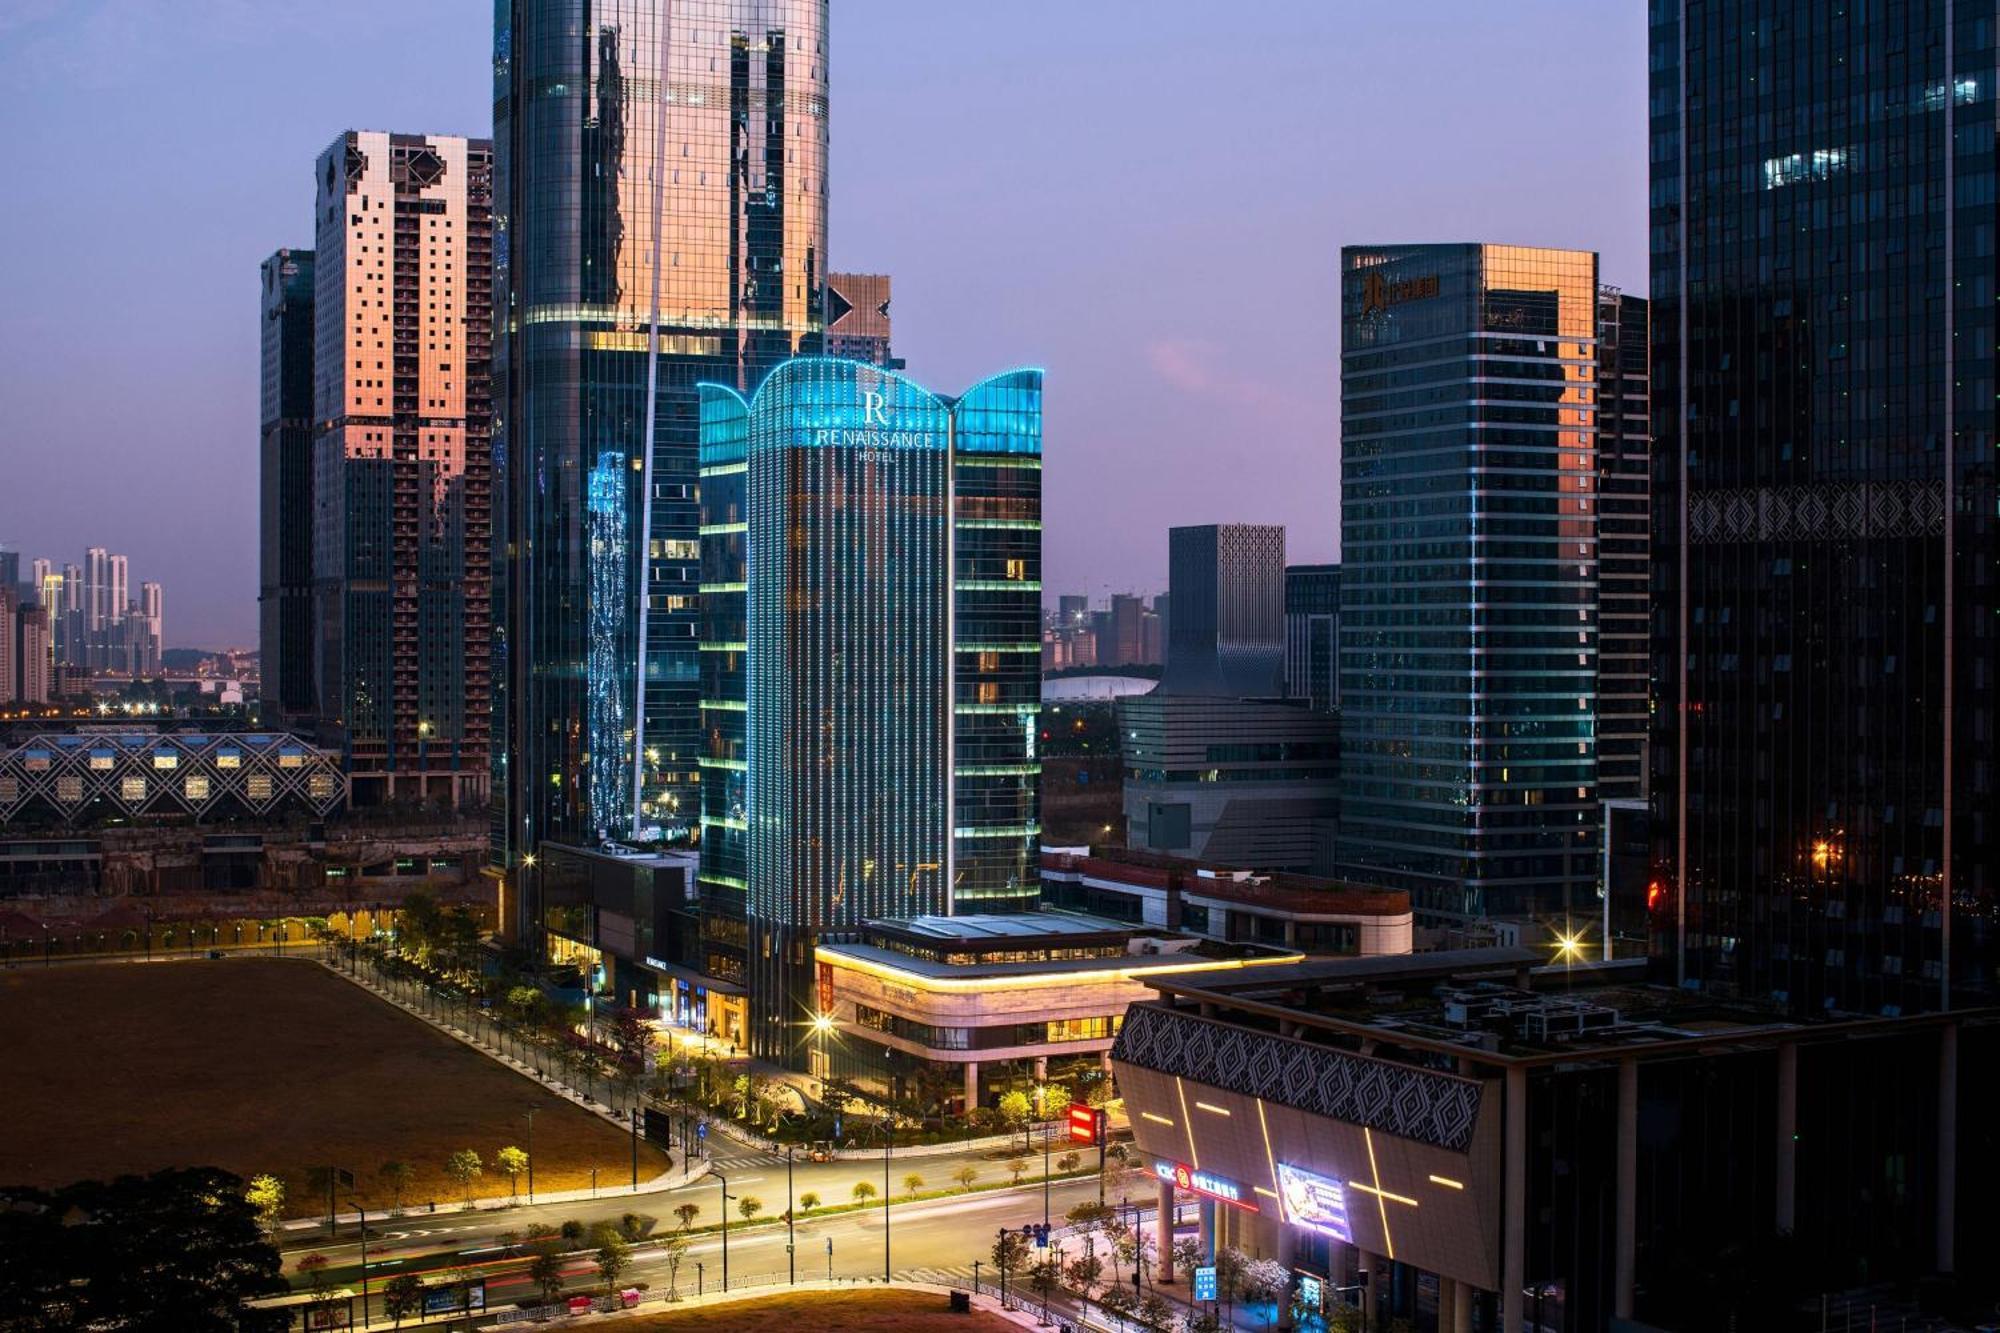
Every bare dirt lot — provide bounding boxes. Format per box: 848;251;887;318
609;1289;1016;1331
0;957;666;1214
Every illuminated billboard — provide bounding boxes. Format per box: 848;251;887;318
1277;1162;1352;1242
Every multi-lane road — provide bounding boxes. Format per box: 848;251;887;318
284;1133;1157;1323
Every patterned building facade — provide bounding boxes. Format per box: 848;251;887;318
311;131;493;808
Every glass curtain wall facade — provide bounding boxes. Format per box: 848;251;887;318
259;248;318;723
1339;243;1600;922
1159;524;1286;698
1595;288;1650;803
1284;562;1341;712
699;358;1041;1063
1650;0;1996;1011
310;131;493;810
495;1;829;923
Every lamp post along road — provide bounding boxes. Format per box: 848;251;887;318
524;1108;537;1202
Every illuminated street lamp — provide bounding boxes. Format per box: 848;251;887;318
809;1011;836;1094
1552;925;1585;992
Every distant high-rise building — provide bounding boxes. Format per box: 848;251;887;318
1058;594;1088;629
28;559;50;603
497;0;831;924
259;247;318;721
0;590;14;702
823;272;899;368
15;603;50;704
0;549;17;605
1284;563;1339;713
83;548;110;642
1338;243;1600;922
311;130;492;808
57;564;81;667
139;582;162;664
1108;593;1148;667
1595;288;1649;803
699;359;1042;1063
1160;524;1285;697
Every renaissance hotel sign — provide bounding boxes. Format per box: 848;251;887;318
807;389;941;453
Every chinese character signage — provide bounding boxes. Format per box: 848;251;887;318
1152;1158;1246;1206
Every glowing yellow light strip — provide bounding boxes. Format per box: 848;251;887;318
811;946;1304;994
1254;1186;1280;1200
1360;1128;1410;1260
1141;1111;1176;1127
1195;1101;1232;1117
1348;1178;1420;1209
1255;1099;1281;1195
1427;1174;1465;1190
1173;1077;1200;1169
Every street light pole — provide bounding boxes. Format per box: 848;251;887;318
883;1122;892;1282
716;1170;732;1291
786;1146;796;1285
524;1109;537;1203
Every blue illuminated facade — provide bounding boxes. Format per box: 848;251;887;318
698;358;1042;1062
586;454;629;832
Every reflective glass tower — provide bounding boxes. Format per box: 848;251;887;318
1339;244;1601;922
260;248;318;723
495;1;830;926
1651;1;1996;1013
699;358;1042;1062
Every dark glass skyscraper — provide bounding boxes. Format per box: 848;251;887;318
259;247;317;722
1339;244;1601;923
495;2;830;926
699;358;1042;1062
1651;1;1996;1012
1595;288;1649;804
1159;524;1286;697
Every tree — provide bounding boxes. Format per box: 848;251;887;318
1058;1151;1081;1174
1042;1083;1073;1124
590;1221;632;1291
617;1212;655;1242
797;1191;821;1214
382;1272;424;1328
1171;1237;1203;1281
1137;1290;1174;1331
1097;1284;1136;1328
1240;1256;1288;1307
1214;1246;1247;1316
851;1180;877;1204
902;1172;924;1198
1186;1306;1226;1333
378;1160;414;1211
495;1145;529;1201
1006;1157;1030;1185
737;1195;763;1222
443;1149;482;1206
991;1228;1030;1285
998;1089;1032;1145
246;1174;285;1235
674;1201;700;1231
1028;1255;1062;1303
660;1232;691;1299
952;1164;979;1192
0;1167;287;1332
1065;1249;1104;1300
527;1241;567;1306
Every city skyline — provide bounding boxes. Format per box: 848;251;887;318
0;0;1648;646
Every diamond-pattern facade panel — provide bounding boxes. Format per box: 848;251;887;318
1688;480;1945;543
1110;1003;1483;1152
0;732;347;825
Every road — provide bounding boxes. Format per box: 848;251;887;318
283;1133;1155;1316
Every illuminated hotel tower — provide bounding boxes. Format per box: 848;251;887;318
311;130;493;808
699;359;1043;1062
495;1;830;929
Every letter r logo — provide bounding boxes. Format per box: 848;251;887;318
863;390;891;426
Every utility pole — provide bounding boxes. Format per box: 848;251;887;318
786;1146;796;1285
630;1106;640;1187
883;1122;893;1282
525;1108;537;1202
717;1170;732;1291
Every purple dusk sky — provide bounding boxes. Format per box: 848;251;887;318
0;2;1646;648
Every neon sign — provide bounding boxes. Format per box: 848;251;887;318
1277;1162;1353;1242
1153;1158;1246;1206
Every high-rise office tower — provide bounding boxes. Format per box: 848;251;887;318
107;555;128;638
824;272;898;368
1595;288;1650;804
311;130;493;808
1108;592;1149;667
58;564;80;667
259;247;319;721
139;582;162;671
28;559;50;604
0;590;14;702
1058;594;1088;628
496;1;831;920
698;359;1042;1062
1339;244;1600;922
15;603;50;704
1159;524;1285;697
1652;5;1994;1014
83;547;110;641
0;549;17;605
1283;562;1340;713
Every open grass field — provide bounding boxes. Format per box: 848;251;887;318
610;1289;1017;1331
0;957;666;1215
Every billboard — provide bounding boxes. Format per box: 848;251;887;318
1276;1162;1352;1243
422;1282;486;1316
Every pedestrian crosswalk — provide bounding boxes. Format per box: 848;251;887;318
897;1264;977;1288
